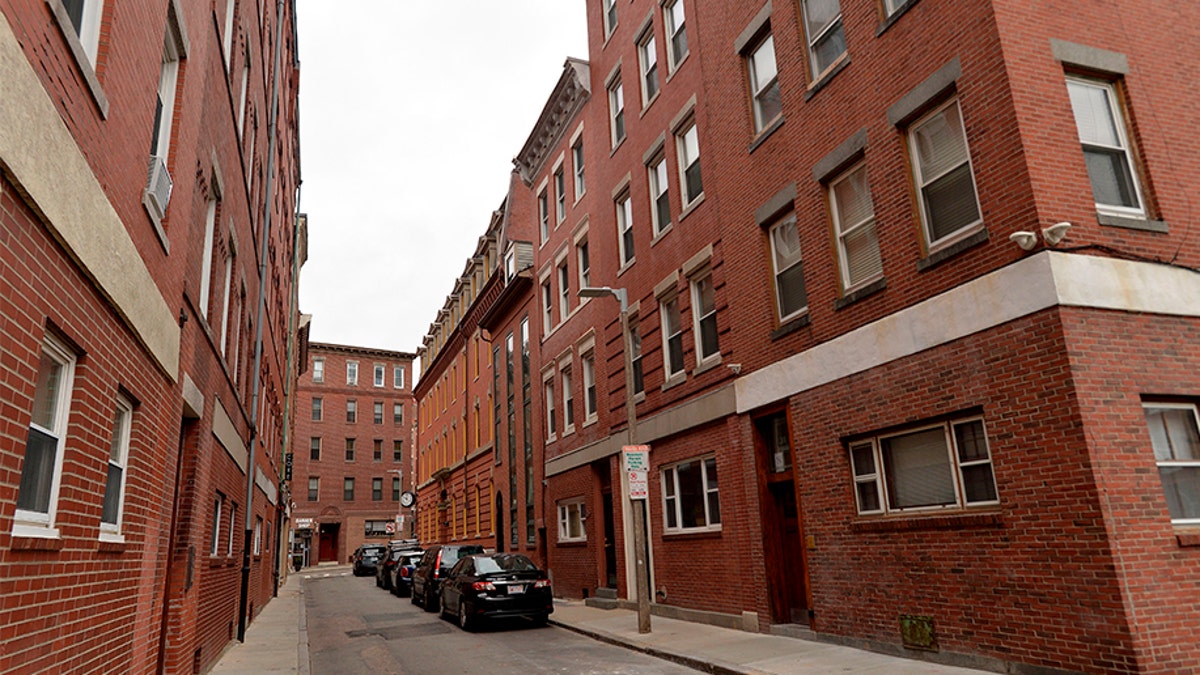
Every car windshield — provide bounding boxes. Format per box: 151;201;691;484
474;555;538;574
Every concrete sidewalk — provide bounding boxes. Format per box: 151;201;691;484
209;568;988;674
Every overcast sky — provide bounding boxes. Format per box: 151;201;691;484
295;2;589;357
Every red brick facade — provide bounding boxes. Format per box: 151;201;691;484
0;0;302;673
415;0;1200;672
290;343;416;564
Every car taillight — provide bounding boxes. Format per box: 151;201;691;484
401;568;410;578
472;581;496;591
533;580;551;589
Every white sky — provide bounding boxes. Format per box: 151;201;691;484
296;2;589;355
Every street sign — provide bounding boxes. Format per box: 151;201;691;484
622;445;649;472
628;470;649;500
284;452;293;481
385;522;396;534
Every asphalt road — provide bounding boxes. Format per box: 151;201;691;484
304;570;697;674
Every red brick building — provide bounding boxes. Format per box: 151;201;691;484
416;0;1200;672
0;0;303;672
290;343;416;565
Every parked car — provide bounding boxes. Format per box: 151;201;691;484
389;550;425;597
438;553;553;631
377;543;422;591
410;544;485;611
351;544;387;576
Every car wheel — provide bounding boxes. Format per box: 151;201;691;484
411;584;422;606
374;573;381;587
531;613;549;627
458;599;473;632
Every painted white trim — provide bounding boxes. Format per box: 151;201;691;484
737;252;1200;413
0;16;179;378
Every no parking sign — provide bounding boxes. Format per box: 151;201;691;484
623;445;650;500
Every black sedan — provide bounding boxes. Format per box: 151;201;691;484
388;551;424;597
438;553;553;631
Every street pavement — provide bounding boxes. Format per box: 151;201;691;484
211;564;989;674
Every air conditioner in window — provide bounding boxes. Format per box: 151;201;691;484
145;154;173;221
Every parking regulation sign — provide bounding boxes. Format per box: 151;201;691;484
623;445;650;499
628;470;649;500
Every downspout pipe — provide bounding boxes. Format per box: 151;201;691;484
238;0;290;642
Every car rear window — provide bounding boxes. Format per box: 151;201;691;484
475;555;538;574
440;546;484;567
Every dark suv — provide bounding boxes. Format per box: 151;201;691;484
410;544;485;612
351;544;387;576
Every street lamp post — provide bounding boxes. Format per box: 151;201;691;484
580;286;651;634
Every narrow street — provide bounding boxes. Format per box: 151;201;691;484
302;570;696;674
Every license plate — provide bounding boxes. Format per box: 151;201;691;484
508;584;525;594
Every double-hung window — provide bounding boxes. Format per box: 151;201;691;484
373;401;384;424
616;193;635;266
393;403;404;425
345;438;355;462
663;456;720;531
639;32;660;103
211;493;225;555
100;396;133;540
558;499;586;542
830;163;883;290
690;272;719;363
62;0;105;65
558;261;571;319
346;361;358;385
312;357;324;383
664;0;688;71
539;189;550;243
374;364;385;387
768;214;808;322
649;156;671;235
346;399;357;423
573;138;586;198
312;397;323;421
372;478;383;502
555;168;566;223
660;295;684;379
542;278;554;332
609;79;626;146
628;318;644;395
392;477;401;501
393;440;403;462
747;34;782;132
545;379;557;440
562;366;575;431
344;477;355;501
577;239;591;288
849;417;998;515
373;439;383;461
676;122;703;205
799;0;846;80
1142;404;1200;524
909;99;982;248
307;477;319;501
310;437;321;461
1066;77;1145;216
147;20;182;222
15;336;76;535
583;352;598;418
602;0;617;37
394;365;405;389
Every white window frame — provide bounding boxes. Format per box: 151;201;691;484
573;136;586;199
638;31;659;105
373;401;384;425
561;364;575;434
799;0;847;81
99;395;133;541
223;0;235;64
582;351;598;421
237;59;250;137
253;516;262;555
616;193;635;266
393;365;405;388
648;155;671;236
346;361;358;385
577;238;591;289
558;260;571;320
768;214;808;322
211;493;225;555
307;477;319;501
311;397;322;422
219;240;234;355
1065;76;1145;218
557;498;587;542
65;0;105;65
629;316;644;396
554;166;567;223
747;34;781;133
151;31;181;164
199;192;218;317
373;364;385;387
690;270;719;365
312;357;324;383
609;79;626;146
908;98;983;249
542;277;554;333
662;455;721;533
227;503;237;555
393;402;404;425
602;0;617;37
849;417;999;516
346;399;357;423
676;121;703;206
1142;403;1200;525
344;477;355;501
660;294;684;380
664;0;688;72
829;162;883;291
538;189;550;243
544;377;557;442
883;0;906;15
14;336;77;537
